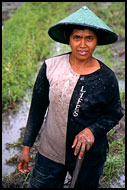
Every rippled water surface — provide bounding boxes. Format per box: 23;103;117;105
2;99;30;176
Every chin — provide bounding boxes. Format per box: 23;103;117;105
77;55;89;61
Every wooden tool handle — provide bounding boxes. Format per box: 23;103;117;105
69;154;85;188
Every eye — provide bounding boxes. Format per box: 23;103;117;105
73;35;80;40
87;36;93;41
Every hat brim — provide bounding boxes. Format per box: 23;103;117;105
48;23;118;45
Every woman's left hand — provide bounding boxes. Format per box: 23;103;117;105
72;128;95;159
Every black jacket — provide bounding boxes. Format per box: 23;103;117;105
23;53;123;166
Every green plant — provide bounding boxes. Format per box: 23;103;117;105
100;136;125;187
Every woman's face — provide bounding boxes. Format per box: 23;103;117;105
69;29;97;62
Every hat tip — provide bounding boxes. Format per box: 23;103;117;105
82;6;88;10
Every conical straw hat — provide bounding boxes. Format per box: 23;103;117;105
48;6;118;45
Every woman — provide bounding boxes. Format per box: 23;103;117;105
17;6;123;188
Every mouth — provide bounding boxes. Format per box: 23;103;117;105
78;50;89;56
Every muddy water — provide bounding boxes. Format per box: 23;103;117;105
2;94;31;176
2;2;25;177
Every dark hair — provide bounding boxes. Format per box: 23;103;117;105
64;25;98;44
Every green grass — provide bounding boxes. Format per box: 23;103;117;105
100;135;125;188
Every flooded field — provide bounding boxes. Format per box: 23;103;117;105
2;97;30;176
2;2;25;177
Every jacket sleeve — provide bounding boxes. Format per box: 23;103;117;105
23;62;49;147
87;74;123;138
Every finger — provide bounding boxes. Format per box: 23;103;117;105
19;169;28;174
24;164;32;173
17;162;23;171
23;162;28;170
74;142;81;156
20;166;30;174
17;165;27;174
86;143;91;152
23;169;30;173
79;143;86;159
17;162;27;174
72;136;78;148
28;164;32;170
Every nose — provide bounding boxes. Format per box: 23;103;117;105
80;38;87;48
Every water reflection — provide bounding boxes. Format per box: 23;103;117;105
2;99;30;176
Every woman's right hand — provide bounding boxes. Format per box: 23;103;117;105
17;146;32;174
